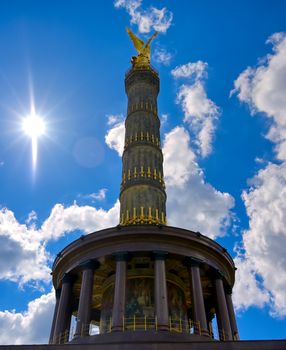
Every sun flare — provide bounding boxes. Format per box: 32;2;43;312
22;114;46;171
22;114;46;138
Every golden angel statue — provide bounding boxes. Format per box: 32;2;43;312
126;27;158;68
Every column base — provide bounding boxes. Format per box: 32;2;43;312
70;329;217;345
157;324;169;331
73;332;90;338
198;328;211;337
233;332;240;340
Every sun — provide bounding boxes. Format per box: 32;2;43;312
22;114;46;171
22;114;46;138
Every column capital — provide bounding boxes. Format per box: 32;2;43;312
211;268;224;281
112;251;129;262
62;273;75;284
225;285;233;295
184;257;203;268
153;250;168;260
79;259;100;271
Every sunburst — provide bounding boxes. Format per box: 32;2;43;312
22;113;46;170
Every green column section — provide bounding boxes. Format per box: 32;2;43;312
119;67;167;226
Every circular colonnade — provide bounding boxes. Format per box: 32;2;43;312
49;225;239;344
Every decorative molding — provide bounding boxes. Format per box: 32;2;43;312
124;131;161;149
120;208;167;226
121;166;165;190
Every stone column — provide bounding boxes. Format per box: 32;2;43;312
204;303;215;339
112;252;128;331
154;251;169;331
214;271;232;341
49;289;61;344
53;273;74;344
225;286;239;340
75;260;100;337
187;258;209;336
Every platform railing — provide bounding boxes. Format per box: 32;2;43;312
125;64;159;77
55;316;233;343
79;316;209;336
123;315;158;331
53;329;70;344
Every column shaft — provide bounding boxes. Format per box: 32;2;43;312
53;274;73;344
190;264;209;336
214;277;232;340
49;289;61;344
75;261;98;337
205;305;215;339
112;253;128;331
226;290;239;340
154;252;168;330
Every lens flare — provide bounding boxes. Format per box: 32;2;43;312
22;114;46;170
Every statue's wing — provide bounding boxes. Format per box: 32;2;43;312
145;31;158;47
126;27;144;53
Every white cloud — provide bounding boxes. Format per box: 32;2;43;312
232;256;270;312
114;0;173;33
232;32;286;160
0;291;55;344
105;121;125;156
107;114;124;126
40;200;120;241
172;61;208;81
160;113;168;125
114;0;140;14
163;127;234;238
172;61;220;157
232;32;286;317
0;198;121;340
176;82;219;157
239;163;286;317
0;200;120;285
84;188;108;202
26;210;37;225
0;208;51;285
153;48;173;66
105;114;125;156
163;126;197;187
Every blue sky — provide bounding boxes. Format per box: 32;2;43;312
0;0;286;343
